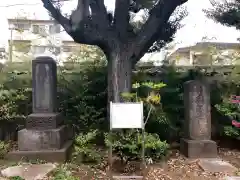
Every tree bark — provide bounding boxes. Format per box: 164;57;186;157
41;0;188;103
107;50;132;103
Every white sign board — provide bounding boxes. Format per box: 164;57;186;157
110;102;144;129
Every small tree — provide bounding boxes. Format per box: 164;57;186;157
204;0;240;30
204;1;240;66
40;0;188;102
104;81;169;163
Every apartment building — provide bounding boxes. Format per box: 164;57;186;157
168;42;240;66
0;47;6;63
7;18;80;62
61;40;80;60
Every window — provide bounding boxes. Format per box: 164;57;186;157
13;23;30;31
39;25;46;35
55;25;61;33
49;25;54;34
49;24;61;34
46;46;60;55
0;52;5;59
16;24;24;29
32;25;46;35
32;46;46;54
47;46;53;52
193;54;211;65
32;25;39;34
54;47;61;55
13;41;31;53
62;46;71;52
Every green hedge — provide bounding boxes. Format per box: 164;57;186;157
0;61;239;162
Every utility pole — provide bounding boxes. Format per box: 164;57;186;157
8;28;13;62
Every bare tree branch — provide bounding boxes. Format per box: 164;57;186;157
89;0;108;27
132;28;165;65
70;0;114;49
41;0;113;49
78;0;90;17
132;0;187;60
41;0;187;59
114;0;131;39
71;0;90;30
41;0;71;33
90;0;107;16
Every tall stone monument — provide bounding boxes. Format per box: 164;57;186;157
8;56;72;162
180;80;217;158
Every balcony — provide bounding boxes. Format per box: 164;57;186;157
9;22;61;42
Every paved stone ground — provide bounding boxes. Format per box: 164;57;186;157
197;158;239;180
144;149;240;180
0;148;239;180
198;158;237;173
0;159;238;180
224;177;240;180
1;163;56;180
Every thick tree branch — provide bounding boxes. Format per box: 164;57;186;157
89;0;108;28
41;0;113;51
114;0;131;40
132;21;177;65
132;0;188;60
41;0;71;33
78;0;90;16
89;0;107;16
71;0;90;31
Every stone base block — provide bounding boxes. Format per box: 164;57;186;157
180;138;217;158
7;140;73;163
18;126;67;151
26;113;63;130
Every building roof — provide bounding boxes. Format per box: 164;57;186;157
62;40;80;46
8;40;31;43
175;42;240;54
62;40;75;44
7;18;57;24
194;42;240;50
168;42;240;59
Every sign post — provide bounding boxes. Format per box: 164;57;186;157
109;101;145;179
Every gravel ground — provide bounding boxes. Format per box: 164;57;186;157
64;148;240;180
2;147;238;180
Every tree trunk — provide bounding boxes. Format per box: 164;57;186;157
107;50;132;103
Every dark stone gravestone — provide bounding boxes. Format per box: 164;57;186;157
180;80;217;158
7;56;72;162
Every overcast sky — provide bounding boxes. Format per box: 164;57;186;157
0;0;239;49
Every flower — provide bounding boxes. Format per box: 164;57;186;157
232;120;240;128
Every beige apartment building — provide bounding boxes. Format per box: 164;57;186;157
7;18;80;62
168;42;240;66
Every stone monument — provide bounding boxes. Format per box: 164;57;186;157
8;56;72;162
180;80;217;158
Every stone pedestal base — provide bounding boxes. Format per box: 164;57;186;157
7;140;73;162
18;126;67;151
26;113;63;130
7;124;73;162
180;138;217;158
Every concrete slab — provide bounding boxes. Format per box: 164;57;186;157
7;140;73;163
1;163;57;180
198;158;237;173
223;177;240;180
